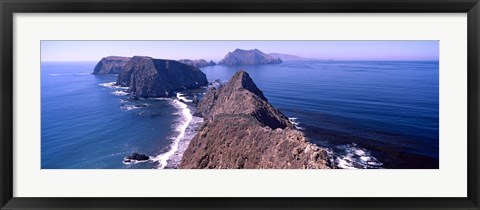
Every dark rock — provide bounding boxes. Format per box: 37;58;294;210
124;153;150;161
192;112;203;118
116;56;208;98
178;59;216;67
218;49;282;66
93;56;130;74
179;70;333;169
192;95;199;105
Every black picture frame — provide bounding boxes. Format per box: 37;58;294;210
1;0;479;209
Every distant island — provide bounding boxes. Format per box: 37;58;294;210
92;49;296;75
180;71;333;169
218;49;282;66
178;59;216;67
93;57;215;75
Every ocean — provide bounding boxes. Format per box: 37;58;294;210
41;60;439;169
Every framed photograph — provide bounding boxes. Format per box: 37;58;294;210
1;0;479;209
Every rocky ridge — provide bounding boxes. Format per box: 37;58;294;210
179;71;333;169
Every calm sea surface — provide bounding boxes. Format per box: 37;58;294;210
41;60;439;169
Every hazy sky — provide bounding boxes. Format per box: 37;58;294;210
41;40;439;62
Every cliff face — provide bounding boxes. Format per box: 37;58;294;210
116;56;208;98
180;71;333;169
178;59;216;67
218;49;282;66
93;56;130;74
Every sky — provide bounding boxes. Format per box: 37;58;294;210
41;40;439;62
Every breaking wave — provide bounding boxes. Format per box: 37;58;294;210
288;117;305;130
176;93;193;103
152;99;202;169
99;82;128;90
333;143;383;169
113;90;129;96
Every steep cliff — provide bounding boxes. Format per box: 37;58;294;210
218;49;282;66
93;56;130;74
180;71;333;169
116;56;208;98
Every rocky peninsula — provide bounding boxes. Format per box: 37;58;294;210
179;71;333;169
178;59;216;67
93;56;130;74
218;49;282;66
116;56;208;98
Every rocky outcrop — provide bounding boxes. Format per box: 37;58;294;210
116;56;208;98
93;56;130;74
196;71;292;130
178;59;216;67
192;95;199;105
218;49;282;66
123;152;149;163
179;71;333;169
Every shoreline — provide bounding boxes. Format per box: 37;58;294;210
100;80;204;169
151;96;203;169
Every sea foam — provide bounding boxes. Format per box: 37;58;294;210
333;143;383;169
113;90;129;96
99;82;128;90
152;99;202;169
288;117;305;130
176;93;193;103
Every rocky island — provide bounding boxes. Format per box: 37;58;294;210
116;56;208;98
218;49;282;66
93;56;131;74
178;59;216;67
179;71;333;169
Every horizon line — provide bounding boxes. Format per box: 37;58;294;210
41;59;440;62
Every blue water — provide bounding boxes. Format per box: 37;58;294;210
41;62;188;169
41;60;439;169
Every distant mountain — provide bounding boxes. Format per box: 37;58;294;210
178;59;216;67
268;53;315;61
218;49;282;66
